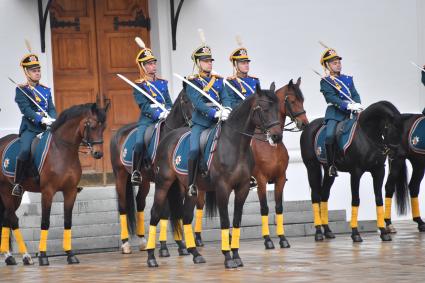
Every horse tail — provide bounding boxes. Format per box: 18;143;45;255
205;191;217;218
395;159;409;215
0;196;4;247
125;175;137;235
167;181;184;237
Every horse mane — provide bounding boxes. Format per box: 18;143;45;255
359;101;400;125
289;83;304;102
51;103;106;133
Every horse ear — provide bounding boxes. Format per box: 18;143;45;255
91;102;98;113
270;82;275;93
255;83;262;95
104;100;111;113
288;79;293;87
296;77;301;86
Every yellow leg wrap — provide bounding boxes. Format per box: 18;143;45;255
275;214;285;236
184;224;196;248
136;211;145;236
194;209;203;233
0;227;10;253
261;215;270;236
13;229;28;254
384;197;392;220
39;229;49;252
173;219;183;241
376;206;385;228
320;202;329;225
230;227;240;249
146;225;157;250
411;197;420;218
159;219;168;242
221;229;230;251
350;206;359;228
312;203;322;226
120;214;129;240
63;229;72;251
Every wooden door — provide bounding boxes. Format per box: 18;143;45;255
50;0;149;180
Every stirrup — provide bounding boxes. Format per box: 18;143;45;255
249;176;258;190
12;184;24;197
328;165;338;177
131;170;142;184
188;184;197;197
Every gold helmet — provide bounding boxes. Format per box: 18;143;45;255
135;37;157;78
20;39;41;78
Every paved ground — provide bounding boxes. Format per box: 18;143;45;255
1;221;424;282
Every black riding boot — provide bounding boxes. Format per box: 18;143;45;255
131;150;143;184
188;157;199;197
12;158;26;197
325;143;338;177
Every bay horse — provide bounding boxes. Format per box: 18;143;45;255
0;102;108;266
384;113;425;232
110;90;192;256
146;83;283;269
192;78;309;249
300;101;402;243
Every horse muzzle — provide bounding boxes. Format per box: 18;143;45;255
92;151;104;159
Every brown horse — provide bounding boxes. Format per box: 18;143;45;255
110;90;192;256
192;79;309;248
0;102;108;266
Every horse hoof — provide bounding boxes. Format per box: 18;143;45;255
418;224;425;232
5;255;17;266
193;255;206;264
38;255;50;266
147;258;159;268
139;237;147;251
195;236;204;247
67;254;80;264
23;254;34;265
178;248;190;256
386;224;397;234
224;259;238;269
159;247;170;258
324;231;336;239
315;233;324;242
351;234;363;243
233;257;244;267
264;239;275;250
121;242;132;254
380;233;392;242
279;239;291;248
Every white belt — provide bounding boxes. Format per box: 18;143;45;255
150;104;161;108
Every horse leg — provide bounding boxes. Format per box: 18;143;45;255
116;169;132;254
9;196;33;265
38;189;54;266
321;174;336;239
371;166;391;241
383;159;400;233
63;188;80;264
256;175;274;249
194;190;205;247
307;162;324;241
1;202;17;265
409;160;425;231
231;185;250;267
274;176;290;248
135;178;150;251
158;204;171;258
170;183;189;256
350;170;363;243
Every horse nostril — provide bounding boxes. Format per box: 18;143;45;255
94;152;103;159
272;134;282;143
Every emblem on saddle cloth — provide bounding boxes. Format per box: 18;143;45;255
3;158;9;169
412;136;420;146
175;155;182;166
409;117;425;154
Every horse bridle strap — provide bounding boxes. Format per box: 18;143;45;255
81;119;104;148
283;94;306;132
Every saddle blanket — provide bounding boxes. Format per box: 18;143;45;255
409;116;425;154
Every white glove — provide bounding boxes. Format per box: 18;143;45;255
221;108;231;121
41;117;53;126
214;109;223;119
159;111;168;120
347;103;363;112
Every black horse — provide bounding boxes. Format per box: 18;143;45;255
384;113;425;232
300;101;402;243
146;83;283;268
110;90;192;256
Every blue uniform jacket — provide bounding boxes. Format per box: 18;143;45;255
15;83;57;135
133;78;173;126
225;75;259;109
186;75;232;127
320;75;361;122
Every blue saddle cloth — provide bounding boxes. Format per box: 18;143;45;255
1;132;52;177
314;117;358;163
172;125;221;175
120;121;163;169
409;116;425;154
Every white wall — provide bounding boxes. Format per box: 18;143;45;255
151;0;425;222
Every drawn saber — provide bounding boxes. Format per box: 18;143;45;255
173;73;224;111
312;69;355;103
211;69;245;101
410;61;425;72
8;77;52;119
117;74;169;113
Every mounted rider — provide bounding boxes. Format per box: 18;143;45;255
131;37;173;184
13;46;57;197
186;29;232;196
319;45;362;177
